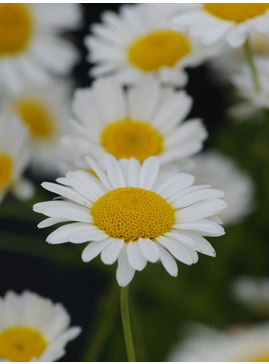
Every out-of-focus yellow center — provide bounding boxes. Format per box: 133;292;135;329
240;352;269;362
16;99;55;140
101;119;163;163
0;327;47;362
0;4;33;56
91;187;175;243
128;30;191;72
203;4;269;23
0;154;12;192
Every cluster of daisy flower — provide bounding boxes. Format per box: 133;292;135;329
0;4;82;362
0;3;81;203
1;2;269;361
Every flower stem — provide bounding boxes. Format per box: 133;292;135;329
121;285;136;362
244;38;260;92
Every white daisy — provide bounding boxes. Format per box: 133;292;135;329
230;56;269;119
85;4;218;87
0;290;81;362
0;112;33;203
171;4;269;48
232;276;269;316
168;322;269;362
0;4;81;95
4;80;74;177
192;151;255;225
61;75;207;173
34;154;226;287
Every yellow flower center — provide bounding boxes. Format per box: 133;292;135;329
0;4;33;56
0;327;47;362
0;154;12;192
203;4;269;23
16;98;55;140
91;187;175;243
128;30;191;72
101;119;163;163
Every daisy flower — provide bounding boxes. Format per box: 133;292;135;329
34;154;226;287
0;290;81;362
232;276;269;317
85;4;218;87
230;56;269;119
61;76;207;173
0;112;33;203
0;3;81;95
172;4;269;48
168;322;269;362
4;80;73;177
192;151;255;225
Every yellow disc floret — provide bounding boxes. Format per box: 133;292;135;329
0;154;12;192
91;187;175;243
0;4;33;56
16;98;55;140
0;327;47;362
128;30;191;72
101;119;163;163
203;4;269;23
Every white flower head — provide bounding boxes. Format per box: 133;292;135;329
0;290;81;362
192;151;255;225
34;154;226;287
230;56;269;119
168;322;269;362
232;276;269;316
4;79;74;177
85;4;217;87
0;112;33;202
0;4;81;95
172;4;269;48
60;75;207;173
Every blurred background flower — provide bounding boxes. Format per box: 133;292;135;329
0;290;81;362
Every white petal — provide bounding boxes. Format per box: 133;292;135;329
127;242;147;271
68;227;108;243
128;75;160;121
139;156;160;190
156;242;178;277
127;158;141;187
46;223;92;244
103;153;126;188
91;77;127;123
101;239;124;265
181;232;216;257
157;236;194;265
86;156;112;190
173;188;225;209
155;173;195;199
38;217;68;228
174;219;225;237
116;246;135;287
34;201;91;223
138;238;159;263
82;239;113;262
66;170;106;198
41;182;91;208
177;199;227;221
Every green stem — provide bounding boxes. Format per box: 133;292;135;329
121;285;136;362
244;38;260;92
